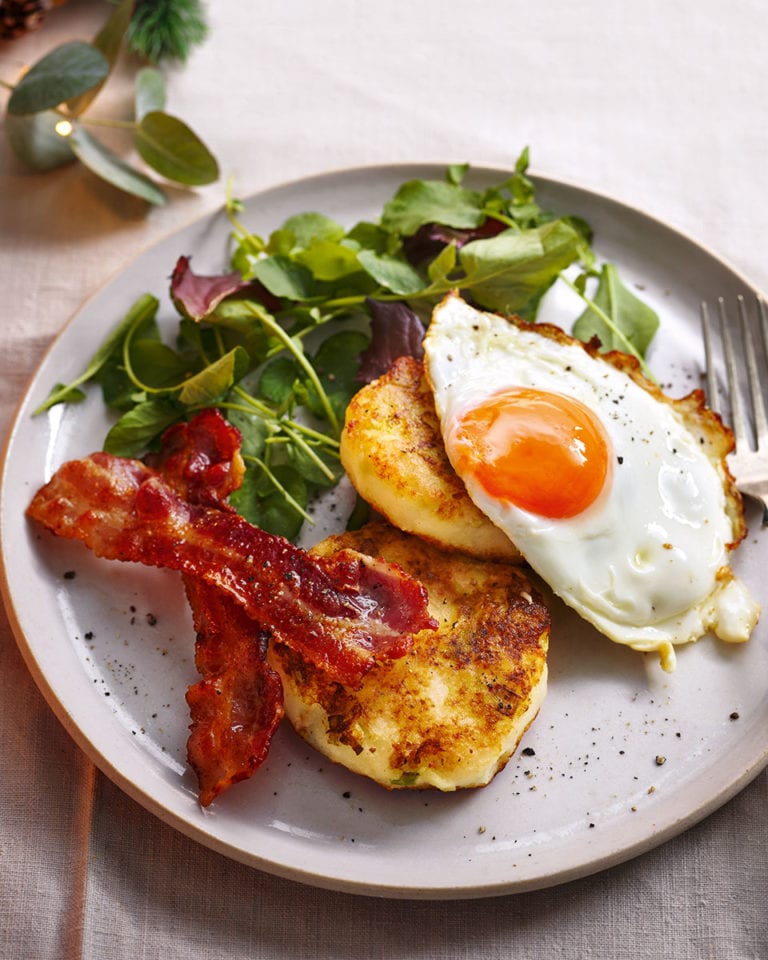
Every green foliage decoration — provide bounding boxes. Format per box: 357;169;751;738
1;0;218;205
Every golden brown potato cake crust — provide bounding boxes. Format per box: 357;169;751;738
268;522;549;791
340;355;521;561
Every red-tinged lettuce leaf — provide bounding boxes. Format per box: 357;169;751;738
171;256;250;321
356;299;425;383
402;217;507;267
171;256;284;321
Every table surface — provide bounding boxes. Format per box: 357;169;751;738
1;1;766;957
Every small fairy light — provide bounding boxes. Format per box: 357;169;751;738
54;119;73;137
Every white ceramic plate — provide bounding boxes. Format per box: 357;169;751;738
1;166;766;899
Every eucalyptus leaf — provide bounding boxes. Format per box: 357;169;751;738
135;67;166;121
68;126;167;205
68;0;134;116
8;42;109;115
135;110;219;186
92;0;134;63
4;110;76;171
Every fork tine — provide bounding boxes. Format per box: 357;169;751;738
718;296;750;449
760;297;768;358
740;295;768;449
757;298;768;443
702;296;768;525
699;300;720;414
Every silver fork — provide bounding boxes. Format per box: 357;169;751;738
700;295;768;525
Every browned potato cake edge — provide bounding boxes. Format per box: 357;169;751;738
340;356;522;561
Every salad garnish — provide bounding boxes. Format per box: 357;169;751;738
36;149;659;539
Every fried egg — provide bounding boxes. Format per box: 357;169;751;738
423;294;760;670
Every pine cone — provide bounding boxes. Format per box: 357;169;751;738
0;0;65;40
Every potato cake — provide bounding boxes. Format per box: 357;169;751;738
340;356;521;561
268;522;549;791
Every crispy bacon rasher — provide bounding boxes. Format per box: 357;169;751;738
147;410;284;805
144;407;246;509
183;577;285;806
26;411;436;804
27;453;434;682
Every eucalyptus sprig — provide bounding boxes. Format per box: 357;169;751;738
2;0;218;205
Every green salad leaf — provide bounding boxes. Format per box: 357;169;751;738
572;263;660;357
34;294;160;414
458;219;584;313
381;179;486;234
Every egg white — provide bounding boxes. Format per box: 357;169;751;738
424;295;760;669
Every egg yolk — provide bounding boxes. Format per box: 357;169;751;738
449;388;611;519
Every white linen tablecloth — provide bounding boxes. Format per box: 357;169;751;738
1;1;766;957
